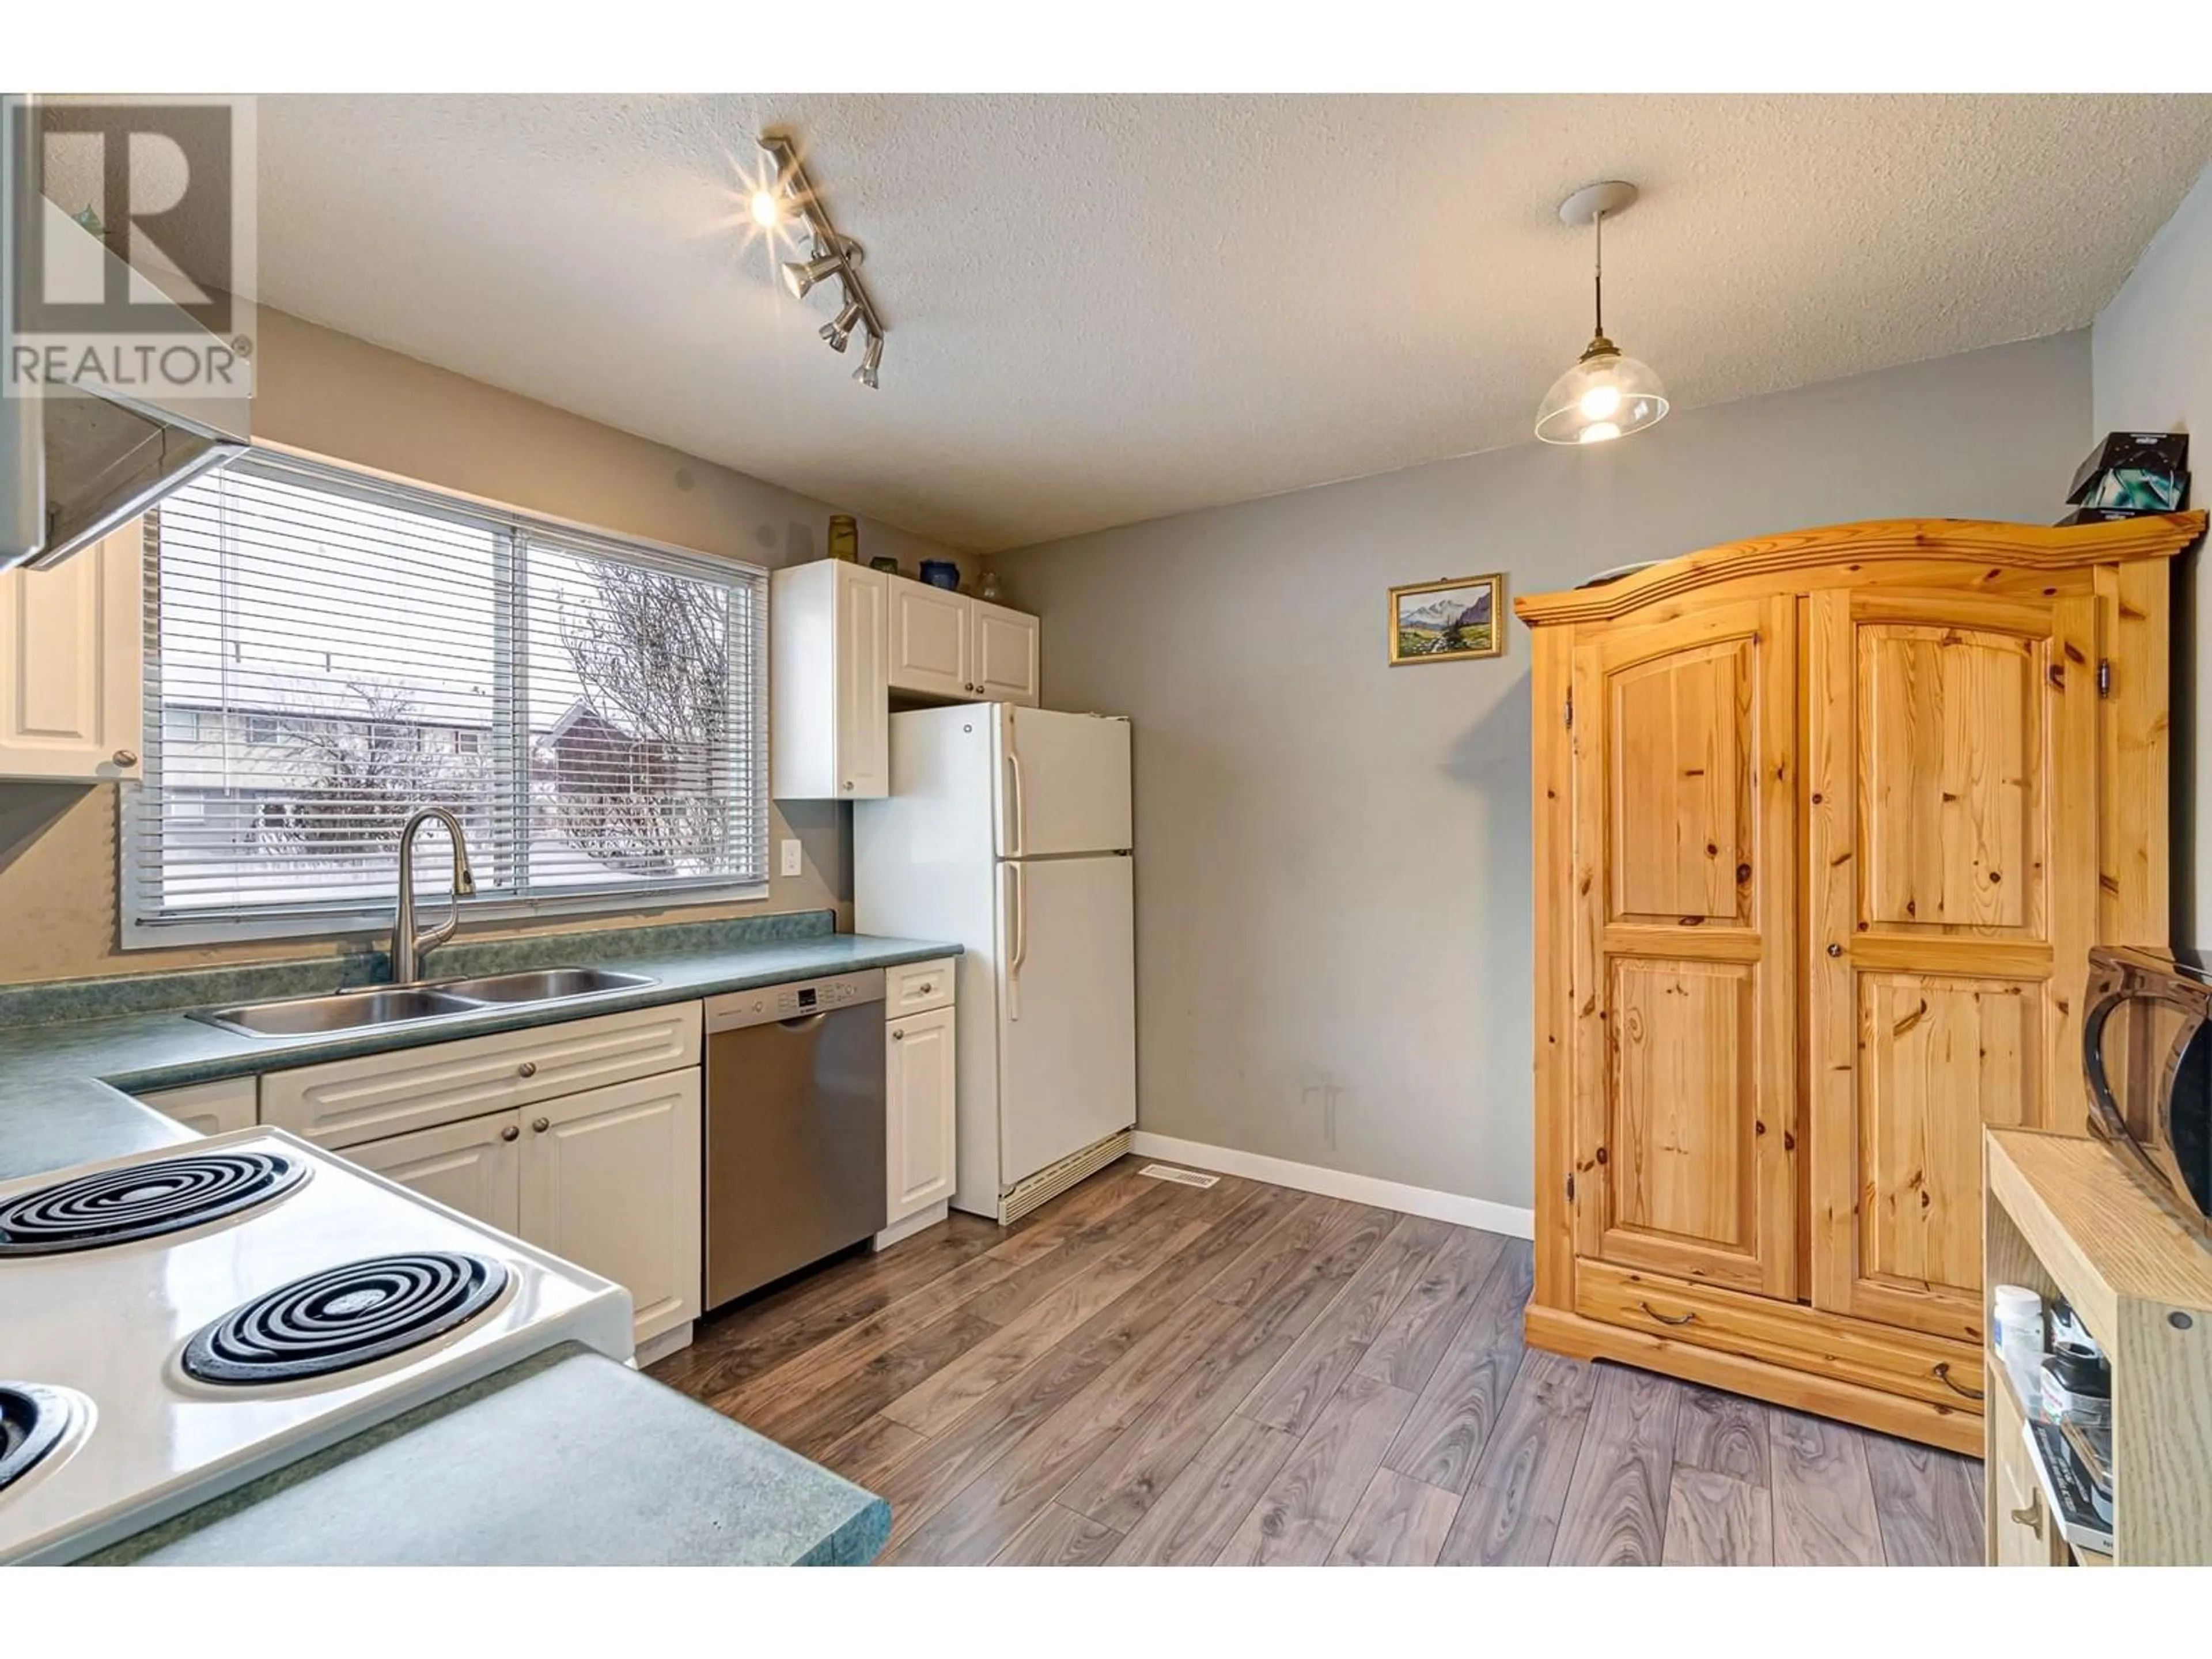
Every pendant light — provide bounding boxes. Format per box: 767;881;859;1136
1535;180;1668;446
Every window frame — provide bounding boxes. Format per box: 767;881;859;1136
120;447;771;950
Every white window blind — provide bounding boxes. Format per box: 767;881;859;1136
123;453;767;942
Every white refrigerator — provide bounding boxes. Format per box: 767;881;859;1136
855;704;1135;1221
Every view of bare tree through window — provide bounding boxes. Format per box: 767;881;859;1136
259;683;493;857
124;460;764;933
546;559;730;879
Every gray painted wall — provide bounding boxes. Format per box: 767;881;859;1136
2093;161;2212;953
1002;331;2092;1213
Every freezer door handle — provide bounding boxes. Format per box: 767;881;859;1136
1003;747;1027;857
1002;861;1028;1020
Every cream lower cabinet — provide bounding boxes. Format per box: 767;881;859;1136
345;1109;524;1237
520;1069;702;1348
271;1005;707;1353
135;1076;258;1137
887;1003;957;1224
343;1072;701;1350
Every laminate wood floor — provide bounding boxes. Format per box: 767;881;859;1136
647;1160;1984;1566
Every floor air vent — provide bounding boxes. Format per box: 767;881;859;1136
1138;1164;1219;1189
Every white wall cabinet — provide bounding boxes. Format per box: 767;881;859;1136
887;1003;957;1224
887;579;971;700
776;560;1041;799
771;559;889;800
0;520;143;783
135;1076;258;1137
884;575;1040;706
969;598;1040;705
520;1069;703;1348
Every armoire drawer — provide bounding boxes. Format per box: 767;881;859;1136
1575;1259;1986;1412
260;1001;703;1150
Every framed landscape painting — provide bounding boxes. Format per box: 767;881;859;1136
1388;573;1505;665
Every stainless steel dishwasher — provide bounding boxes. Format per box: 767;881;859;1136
703;969;887;1310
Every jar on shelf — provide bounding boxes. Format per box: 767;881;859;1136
827;514;859;562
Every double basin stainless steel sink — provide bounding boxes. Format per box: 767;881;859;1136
191;967;659;1039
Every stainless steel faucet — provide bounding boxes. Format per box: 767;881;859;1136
393;806;476;984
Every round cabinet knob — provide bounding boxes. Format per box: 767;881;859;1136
892;1028;906;1041
1827;942;1843;958
500;1125;520;1142
112;749;138;767
532;1116;550;1134
517;1060;537;1078
842;781;854;792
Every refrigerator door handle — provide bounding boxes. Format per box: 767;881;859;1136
1002;861;1028;1020
1003;747;1027;857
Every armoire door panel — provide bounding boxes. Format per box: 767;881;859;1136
1606;638;1753;925
1856;974;2037;1307
1606;957;1753;1249
1859;623;2041;933
1570;595;1798;1299
1808;588;2097;1344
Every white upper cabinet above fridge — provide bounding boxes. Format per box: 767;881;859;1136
887;578;970;700
775;557;1043;800
883;573;1039;707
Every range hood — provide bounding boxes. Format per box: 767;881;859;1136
1;94;249;574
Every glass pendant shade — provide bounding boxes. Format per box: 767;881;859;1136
1535;339;1669;445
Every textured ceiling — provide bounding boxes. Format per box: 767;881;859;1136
245;94;2212;552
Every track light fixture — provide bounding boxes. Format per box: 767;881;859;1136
821;300;863;353
756;131;888;389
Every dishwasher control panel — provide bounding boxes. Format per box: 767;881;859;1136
704;968;886;1032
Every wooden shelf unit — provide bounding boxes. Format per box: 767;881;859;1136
1984;1127;2212;1565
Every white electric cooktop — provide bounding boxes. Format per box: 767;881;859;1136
0;1127;634;1564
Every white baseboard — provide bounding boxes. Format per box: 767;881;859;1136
1127;1132;1534;1241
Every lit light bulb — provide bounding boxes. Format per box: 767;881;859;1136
1578;421;1622;445
1578;382;1623;422
749;188;782;229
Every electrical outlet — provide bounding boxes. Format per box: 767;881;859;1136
779;839;804;878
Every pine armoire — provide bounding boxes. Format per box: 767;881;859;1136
1518;513;2204;1455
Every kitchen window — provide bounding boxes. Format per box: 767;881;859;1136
122;452;768;946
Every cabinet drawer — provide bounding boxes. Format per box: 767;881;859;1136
260;1001;703;1149
1575;1259;1986;1412
887;957;956;1017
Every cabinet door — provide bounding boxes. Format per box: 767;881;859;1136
1807;589;2098;1344
345;1109;522;1235
887;1005;957;1221
520;1069;702;1346
836;564;890;797
1569;595;1798;1298
136;1077;258;1137
972;600;1040;706
0;521;143;783
887;578;971;699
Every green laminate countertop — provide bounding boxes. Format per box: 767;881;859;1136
85;1344;891;1566
0;911;955;1566
0;911;957;1183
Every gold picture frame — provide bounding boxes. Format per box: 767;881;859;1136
1388;572;1506;665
